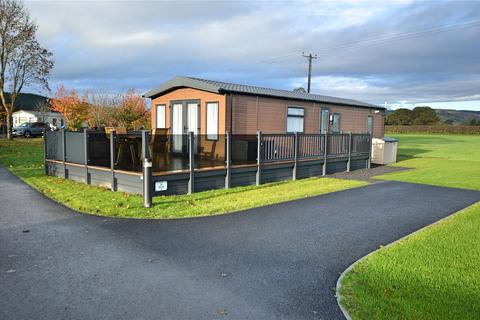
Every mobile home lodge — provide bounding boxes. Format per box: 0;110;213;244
45;76;385;206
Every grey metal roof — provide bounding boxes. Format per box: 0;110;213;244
144;76;383;109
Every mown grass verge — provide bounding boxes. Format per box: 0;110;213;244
0;138;366;219
339;133;480;319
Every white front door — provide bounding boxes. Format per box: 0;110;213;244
172;103;184;153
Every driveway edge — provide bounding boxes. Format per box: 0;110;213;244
335;201;477;319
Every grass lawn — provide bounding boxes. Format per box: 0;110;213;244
339;133;480;319
375;134;480;190
0;138;366;219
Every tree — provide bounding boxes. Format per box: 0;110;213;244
0;0;53;139
50;85;89;130
115;90;149;130
293;87;306;93
86;89;120;129
385;108;413;125
34;99;51;122
411;106;439;125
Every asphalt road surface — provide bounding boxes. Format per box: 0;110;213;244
1;166;479;320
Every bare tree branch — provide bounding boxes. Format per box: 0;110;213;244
0;0;53;139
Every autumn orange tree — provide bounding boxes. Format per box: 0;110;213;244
115;89;149;130
51;85;89;130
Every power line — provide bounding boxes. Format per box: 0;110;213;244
257;19;480;66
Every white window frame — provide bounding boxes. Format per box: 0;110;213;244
206;101;219;140
287;106;305;133
156;104;166;129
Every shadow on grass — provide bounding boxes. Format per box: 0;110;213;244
154;180;295;206
396;147;431;161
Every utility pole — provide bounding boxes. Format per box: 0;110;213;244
302;52;317;93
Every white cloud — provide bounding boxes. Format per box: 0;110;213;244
21;0;480;110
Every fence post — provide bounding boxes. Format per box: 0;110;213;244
84;129;89;184
293;132;298;180
256;131;262;186
367;132;372;169
141;130;152;208
322;132;328;176
62;129;67;179
225;131;231;189
347;132;352;172
43;129;48;176
188;131;195;195
110;130;116;191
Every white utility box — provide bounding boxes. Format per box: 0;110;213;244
371;137;398;165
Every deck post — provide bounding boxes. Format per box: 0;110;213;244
43;129;48;175
110;130;116;191
84;129;90;184
188;131;195;195
347;132;352;172
256;131;262;186
367;132;372;169
225;131;231;189
322;132;328;176
62;128;67;179
293;132;298;180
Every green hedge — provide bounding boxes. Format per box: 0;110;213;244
385;125;480;135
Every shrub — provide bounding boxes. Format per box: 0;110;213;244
385;125;480;135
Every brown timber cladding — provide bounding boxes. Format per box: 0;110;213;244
150;88;384;138
231;94;385;138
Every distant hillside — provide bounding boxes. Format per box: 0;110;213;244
386;109;480;124
3;92;50;112
435;109;480;124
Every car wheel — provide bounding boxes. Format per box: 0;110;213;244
24;131;32;138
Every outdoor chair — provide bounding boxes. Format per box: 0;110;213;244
149;128;171;171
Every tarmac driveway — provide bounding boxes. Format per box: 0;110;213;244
1;166;480;320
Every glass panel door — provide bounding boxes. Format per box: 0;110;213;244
172;103;184;153
187;102;199;135
187;102;200;155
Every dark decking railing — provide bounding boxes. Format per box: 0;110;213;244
260;132;370;162
44;130;372;205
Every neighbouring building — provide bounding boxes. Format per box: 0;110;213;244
1;93;65;132
12;110;64;128
144;76;385;140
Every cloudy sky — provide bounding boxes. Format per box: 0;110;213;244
25;0;480;110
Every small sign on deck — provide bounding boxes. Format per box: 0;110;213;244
155;181;168;192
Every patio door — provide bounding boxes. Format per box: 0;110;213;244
187;102;200;154
172;103;184;153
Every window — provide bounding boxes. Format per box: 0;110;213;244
287;107;304;133
156;104;166;129
332;113;340;133
367;115;374;133
206;102;219;140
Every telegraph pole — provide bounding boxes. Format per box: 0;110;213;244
302;52;317;93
